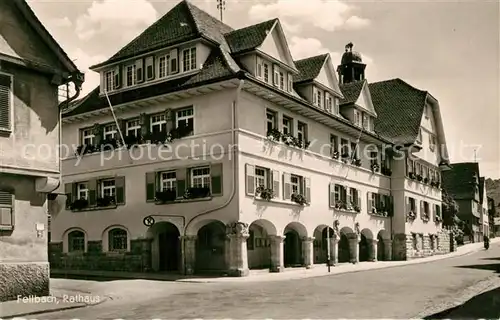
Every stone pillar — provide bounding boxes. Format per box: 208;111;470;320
369;239;378;262
141;238;152;272
226;222;250;277
348;234;360;263
383;239;393;261
180;235;197;275
329;235;339;265
269;235;285;272
301;237;314;269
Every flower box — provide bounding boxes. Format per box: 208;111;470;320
291;193;307;205
416;174;423;181
406;211;416;221
371;163;380;172
184;187;211;199
96;195;116;207
255;186;274;201
155;189;177;203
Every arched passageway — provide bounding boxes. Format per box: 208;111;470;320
377;229;391;261
313;225;334;264
196;221;226;273
338;227;352;263
283;222;307;267
247;220;276;269
359;229;373;262
147;222;181;272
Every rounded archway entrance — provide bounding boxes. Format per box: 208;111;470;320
196;221;226;273
313;225;334;264
359;229;373;262
247;219;277;269
283;222;307;267
338;227;353;263
377;229;390;261
148;222;181;272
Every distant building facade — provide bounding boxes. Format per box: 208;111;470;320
0;0;83;301
49;0;452;277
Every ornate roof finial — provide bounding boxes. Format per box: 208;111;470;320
345;42;354;52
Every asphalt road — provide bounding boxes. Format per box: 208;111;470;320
38;244;500;319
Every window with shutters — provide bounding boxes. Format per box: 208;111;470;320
316;89;322;108
325;94;333;113
104;70;114;92
287;74;293;92
125;64;136;87
81;128;95;145
297;121;307;143
77;182;88;200
0;73;12;132
273;65;279;86
176;107;194;135
101;179;116;198
108;228;127;251
333;97;340;115
68;230;85;252
182;47;197;72
282;116;293;135
158;55;170;78
126;119;141;137
0;190;14;230
349;188;359;207
150;113;166;133
290;175;302;194
103;124;117;140
191;167;210;188
255;167;269;189
160;171;176;191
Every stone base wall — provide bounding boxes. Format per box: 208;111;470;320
49;239;152;272
392;231;453;261
0;262;49;302
436;230;454;254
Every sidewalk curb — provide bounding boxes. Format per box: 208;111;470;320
179;242;497;283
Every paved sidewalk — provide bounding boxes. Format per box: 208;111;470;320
0;287;107;319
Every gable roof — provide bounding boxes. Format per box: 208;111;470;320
224;19;277;54
442;162;480;200
293;54;328;83
10;0;81;75
339;80;364;105
91;0;235;69
369;78;427;144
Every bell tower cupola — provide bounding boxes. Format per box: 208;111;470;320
337;42;367;84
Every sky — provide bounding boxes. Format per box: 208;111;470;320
27;0;500;179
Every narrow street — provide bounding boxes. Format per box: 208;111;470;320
39;244;500;319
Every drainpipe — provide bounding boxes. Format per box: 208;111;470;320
182;78;245;274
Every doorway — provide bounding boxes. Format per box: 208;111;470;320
158;223;180;272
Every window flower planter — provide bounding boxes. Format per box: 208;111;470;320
331;151;340;159
70;198;89;211
423;177;429;184
266;129;282;142
371;163;380;172
184;187;211;199
291;193;307;205
155;189;177;203
96;196;116;207
352;158;362;167
435;215;443;223
266;129;310;149
422;214;430;222
409;172;416;179
353;205;361;213
406;211;416;222
255;186;274;201
335;201;346;210
416;174;423;181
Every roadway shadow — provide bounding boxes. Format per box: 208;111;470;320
423;286;500;319
453;256;500;274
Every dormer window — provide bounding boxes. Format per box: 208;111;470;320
264;64;269;83
273;65;279;87
362;113;369;130
125;64;137;87
317;89;322;108
333;98;340;115
353;109;362;127
279;72;284;90
104;70;114;93
182;47;197;72
325;94;332;113
287;74;293;92
159;55;170;78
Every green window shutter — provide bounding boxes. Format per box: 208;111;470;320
88;179;97;206
283;173;291;200
329;183;335;208
367;192;372;213
304;177;311;203
210;163;223;196
136;59;145;83
0;190;14;230
272;170;279;199
115;176;125;204
357;189;362;211
176;168;186;198
0;74;12;131
64;183;73;209
245;164;255;196
145;172;156;201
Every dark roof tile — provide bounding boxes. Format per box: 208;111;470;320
293;54;328;83
369;78;427;144
339;80;364;105
224;19;277;53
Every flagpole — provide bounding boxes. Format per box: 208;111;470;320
104;90;127;149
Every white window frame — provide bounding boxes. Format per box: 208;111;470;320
0;72;13;132
182;47;197;72
150;113;167;133
316;89;322;108
176;107;194;133
287;74;293;92
333;97;340;115
104;70;114;92
158;55;170;78
279;72;284;90
282;116;292;135
363;113;370;130
77;182;88;200
81;128;95;145
325;94;332;113
190;166;211;188
290;174;302;195
255;166;268;188
103;123;117;140
297;121;307;142
101;179;116;198
266;109;277;131
160;171;176;191
125;64;136;87
263;63;269;83
126;119;141;137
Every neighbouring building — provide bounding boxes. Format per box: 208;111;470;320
0;0;83;301
479;177;489;238
49;0;452;277
487;197;496;237
442;162;483;243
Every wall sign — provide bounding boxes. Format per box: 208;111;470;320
143;216;155;227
